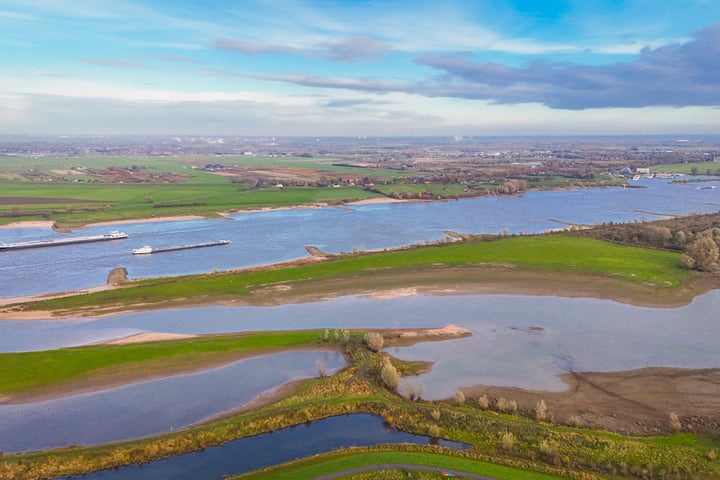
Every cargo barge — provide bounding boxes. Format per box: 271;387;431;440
132;239;230;255
0;231;128;251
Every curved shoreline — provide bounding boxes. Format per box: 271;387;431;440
1;264;716;320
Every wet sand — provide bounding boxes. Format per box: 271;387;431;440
461;367;720;435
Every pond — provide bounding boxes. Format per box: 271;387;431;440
64;414;469;480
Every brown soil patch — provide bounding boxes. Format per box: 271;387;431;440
462;367;720;436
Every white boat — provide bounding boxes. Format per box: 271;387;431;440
132;240;230;255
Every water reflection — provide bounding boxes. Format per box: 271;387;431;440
69;414;469;480
0;350;345;453
3;291;719;401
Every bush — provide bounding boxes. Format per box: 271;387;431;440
535;399;548;421
477;394;489;410
684;235;720;271
363;332;384;352
428;424;441;438
380;358;400;390
454;389;465;406
669;412;682;432
501;431;515;451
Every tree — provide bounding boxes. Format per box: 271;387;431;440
684;235;720;271
380;359;400;390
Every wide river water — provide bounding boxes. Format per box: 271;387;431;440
1;177;719;298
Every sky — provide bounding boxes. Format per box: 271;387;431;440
1;0;719;136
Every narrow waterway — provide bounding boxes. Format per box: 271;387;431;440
64;414;469;480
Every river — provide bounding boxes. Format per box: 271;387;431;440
1;177;718;298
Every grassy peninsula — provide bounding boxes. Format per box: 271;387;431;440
4;234;706;318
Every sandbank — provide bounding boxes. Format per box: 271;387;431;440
102;332;197;345
86;215;206;228
345;197;407;205
0;221;55;229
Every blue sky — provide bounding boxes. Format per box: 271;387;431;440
1;0;719;136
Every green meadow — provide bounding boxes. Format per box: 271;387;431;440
0;331;331;395
650;161;720;175
16;235;691;314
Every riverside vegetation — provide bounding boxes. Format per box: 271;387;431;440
0;330;718;480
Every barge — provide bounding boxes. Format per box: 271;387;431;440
132;239;230;255
0;231;128;251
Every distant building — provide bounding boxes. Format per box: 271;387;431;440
636;167;650;174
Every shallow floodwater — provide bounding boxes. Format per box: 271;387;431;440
69;414;469;480
3;291;719;402
0;350;344;453
1;177;718;298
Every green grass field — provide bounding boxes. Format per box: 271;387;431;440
650;161;720;175
233;450;571;480
0;331;331;395
0;182;382;227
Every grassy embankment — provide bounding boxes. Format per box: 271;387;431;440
232;449;571;480
8;234;696;317
0;330;336;397
1;333;718;480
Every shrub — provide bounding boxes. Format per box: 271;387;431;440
315;359;327;378
669;412;682;432
454;389;465;406
535;399;548;421
497;397;517;414
684;235;720;271
428;424;441;438
380;358;400;390
402;380;423;401
477;394;489;410
568;415;582;427
501;431;515;451
363;332;384;352
430;409;441;422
